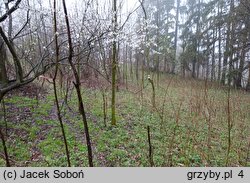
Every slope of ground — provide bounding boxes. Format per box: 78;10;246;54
0;75;249;167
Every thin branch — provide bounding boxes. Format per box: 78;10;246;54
119;4;141;30
12;9;30;40
0;0;22;23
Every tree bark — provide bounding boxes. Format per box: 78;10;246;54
217;1;222;81
53;0;71;167
0;128;10;166
0;36;8;88
111;0;117;126
173;0;180;74
246;63;250;91
235;42;246;88
62;0;93;167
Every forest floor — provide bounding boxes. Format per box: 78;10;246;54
0;74;250;167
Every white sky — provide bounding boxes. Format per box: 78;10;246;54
62;0;140;28
60;0;139;12
39;0;140;23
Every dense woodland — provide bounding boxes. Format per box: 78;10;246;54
0;0;249;167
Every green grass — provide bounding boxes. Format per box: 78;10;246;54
0;74;250;167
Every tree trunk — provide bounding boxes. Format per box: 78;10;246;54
211;28;216;81
192;60;196;78
235;43;246;88
111;0;117;126
227;0;235;86
0;36;8;88
135;50;139;83
173;0;180;74
62;0;93;167
0;127;10;166
129;47;133;81
156;0;160;86
206;32;210;80
217;2;222;81
53;0;71;167
246;63;250;91
195;0;201;79
221;30;230;85
221;0;234;85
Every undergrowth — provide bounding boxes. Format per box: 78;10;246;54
0;75;249;167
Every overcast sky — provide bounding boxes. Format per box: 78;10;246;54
62;0;139;13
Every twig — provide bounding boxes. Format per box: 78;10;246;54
147;126;154;167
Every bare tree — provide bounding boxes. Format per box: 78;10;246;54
111;0;118;126
52;0;71;167
0;0;54;166
61;0;93;167
0;0;53;102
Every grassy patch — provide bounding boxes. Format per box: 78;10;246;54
0;75;249;167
